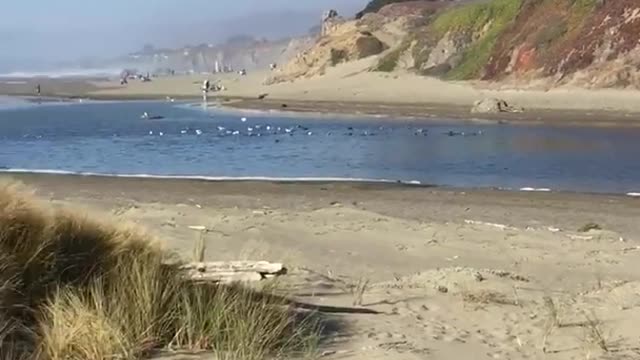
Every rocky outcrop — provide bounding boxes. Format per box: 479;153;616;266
322;9;342;36
266;20;386;84
471;98;524;114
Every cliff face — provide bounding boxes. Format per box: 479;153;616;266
265;20;387;84
485;0;640;88
274;0;640;89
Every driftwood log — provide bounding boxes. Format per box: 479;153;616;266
180;261;287;284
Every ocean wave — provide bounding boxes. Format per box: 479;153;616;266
0;68;122;79
519;187;552;192
0;169;424;185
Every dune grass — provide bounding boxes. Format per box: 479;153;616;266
0;182;322;359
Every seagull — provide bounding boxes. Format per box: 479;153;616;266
180;130;187;134
217;126;226;131
159;132;164;136
241;117;247;122
248;127;254;132
266;126;271;131
232;130;240;135
195;129;203;135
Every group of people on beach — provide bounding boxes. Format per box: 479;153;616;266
201;79;227;101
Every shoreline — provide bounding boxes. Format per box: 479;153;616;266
1;170;638;198
217;97;640;128
3;171;639;240
6;92;640;128
4;72;640;127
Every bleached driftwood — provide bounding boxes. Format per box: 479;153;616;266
180;261;287;284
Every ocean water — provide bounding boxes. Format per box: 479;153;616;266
0;100;639;194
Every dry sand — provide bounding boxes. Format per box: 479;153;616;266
5;173;640;360
80;58;640;125
4;59;640;125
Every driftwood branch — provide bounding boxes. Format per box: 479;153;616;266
180;261;287;284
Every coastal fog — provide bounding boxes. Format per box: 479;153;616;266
0;0;368;77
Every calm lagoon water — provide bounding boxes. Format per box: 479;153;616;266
0;100;639;194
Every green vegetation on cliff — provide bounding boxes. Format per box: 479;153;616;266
373;42;409;72
430;0;523;80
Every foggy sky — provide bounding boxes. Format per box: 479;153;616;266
0;0;368;69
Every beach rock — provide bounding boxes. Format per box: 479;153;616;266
471;98;524;114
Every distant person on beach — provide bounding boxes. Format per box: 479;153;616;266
35;84;41;96
202;79;210;102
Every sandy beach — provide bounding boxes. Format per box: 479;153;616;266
4;172;640;359
4;59;640;126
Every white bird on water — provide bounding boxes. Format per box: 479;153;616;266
195;129;203;135
217;126;226;131
241;117;247;122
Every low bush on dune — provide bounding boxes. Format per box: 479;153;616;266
0;182;321;360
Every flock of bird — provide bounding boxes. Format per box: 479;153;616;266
145;116;485;139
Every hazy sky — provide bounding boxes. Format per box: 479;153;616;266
0;0;368;67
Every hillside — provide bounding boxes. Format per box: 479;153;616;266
270;0;640;90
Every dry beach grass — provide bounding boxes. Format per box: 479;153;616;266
0;181;322;359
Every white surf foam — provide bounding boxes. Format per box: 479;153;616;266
0;80;27;84
519;187;551;192
0;68;122;79
0;169;423;185
627;192;640;197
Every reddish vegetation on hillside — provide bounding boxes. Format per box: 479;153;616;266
485;0;640;86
